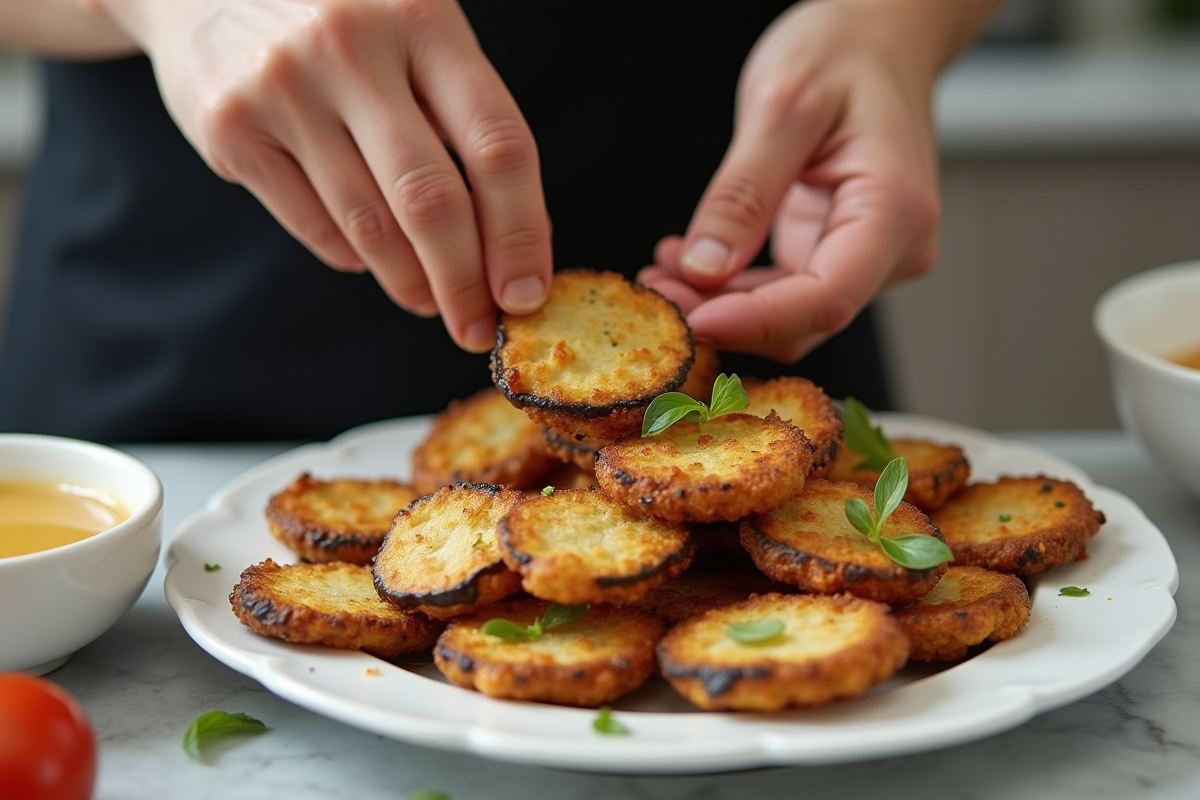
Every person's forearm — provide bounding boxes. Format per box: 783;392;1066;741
0;0;137;58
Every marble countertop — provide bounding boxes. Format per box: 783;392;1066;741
35;429;1199;800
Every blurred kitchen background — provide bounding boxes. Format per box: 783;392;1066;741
1;0;1198;433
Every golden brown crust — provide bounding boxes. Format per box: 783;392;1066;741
230;559;444;658
491;270;695;441
631;566;795;627
827;438;970;512
657;593;909;711
410;387;559;495
594;412;813;523
498;486;694;605
741;479;949;605
265;474;420;565
743;376;843;478
372;483;525;620
892;566;1031;661
433;598;664;707
540;426;607;471
930;476;1106;575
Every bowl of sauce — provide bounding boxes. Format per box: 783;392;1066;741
0;434;162;674
1094;259;1200;499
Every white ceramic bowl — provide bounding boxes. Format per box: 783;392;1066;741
0;434;162;674
1094;259;1200;498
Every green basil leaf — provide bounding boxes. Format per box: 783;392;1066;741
405;792;453;800
879;535;954;570
540;602;589;631
874;457;908;525
844;497;878;539
642;392;707;436
592;705;631;736
708;373;749;419
182;710;267;762
203;563;221;572
725;618;785;644
480;618;531;641
842;397;897;471
1059;586;1090;597
541;486;555;496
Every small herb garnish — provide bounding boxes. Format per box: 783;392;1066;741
541;486;555;496
641;373;748;437
593;706;630;736
1060;586;1090;597
405;792;453;800
844;458;954;570
470;532;488;549
842;397;898;471
998;514;1012;523
726;618;785;644
204;563;221;572
481;602;589;642
182;710;267;762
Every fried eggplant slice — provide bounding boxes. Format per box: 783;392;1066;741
631;565;794;627
373;482;525;620
741;479;949;605
743;376;843;478
930;476;1106;575
827;437;970;512
411;387;559;495
498;486;693;605
657;593;909;711
595;412;813;523
892;566;1031;661
541;426;607;471
434;598;663;707
266;474;420;565
230;559;443;658
491;269;694;441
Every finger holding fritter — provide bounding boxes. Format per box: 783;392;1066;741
892;566;1031;661
828;438;970;512
498;486;694;605
741;479;949;605
930;476;1106;575
434;598;664;707
743;376;843;478
230;559;444;658
657;593;909;712
373;482;525;620
266;473;420;565
595;412;813;523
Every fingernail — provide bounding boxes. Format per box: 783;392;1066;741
463;317;497;352
501;275;547;313
680;237;731;277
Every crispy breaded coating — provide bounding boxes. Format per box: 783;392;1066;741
892;566;1031;661
230;559;443;658
631;566;795;627
541;426;607;471
411;387;559;495
498;486;693;605
595;412;813;523
677;342;721;403
373;483;525;620
827;438;970;512
434;598;664;707
741;479;949;605
743;376;843;478
266;474;420;565
931;476;1106;575
657;593;909;711
491;270;694;441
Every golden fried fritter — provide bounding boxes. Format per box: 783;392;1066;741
411;387;559;495
657;593;909;711
498;486;693;605
595;412;813;523
892;566;1031;661
741;479;949;605
537;460;599;493
631;566;795;627
743;376;843;478
827;438;970;512
930;476;1106;575
373;483;525;620
230;559;443;658
541;426;607;471
491;270;694;441
266;474;420;565
434;598;663;707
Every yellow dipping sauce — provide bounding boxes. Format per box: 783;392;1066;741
0;480;130;558
1168;345;1200;371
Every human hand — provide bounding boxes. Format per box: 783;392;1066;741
97;0;552;352
639;0;992;362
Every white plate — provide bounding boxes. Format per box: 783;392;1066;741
164;413;1179;775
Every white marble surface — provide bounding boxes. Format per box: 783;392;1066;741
32;430;1198;799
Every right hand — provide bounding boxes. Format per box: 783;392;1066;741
98;0;553;352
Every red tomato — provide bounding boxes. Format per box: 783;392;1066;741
0;673;96;800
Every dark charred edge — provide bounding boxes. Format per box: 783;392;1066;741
658;652;772;699
266;508;387;554
373;559;514;609
595;537;695;589
436;642;475;674
497;514;534;567
542;427;602;462
746;522;943;585
234;591;292;629
812;438;841;473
